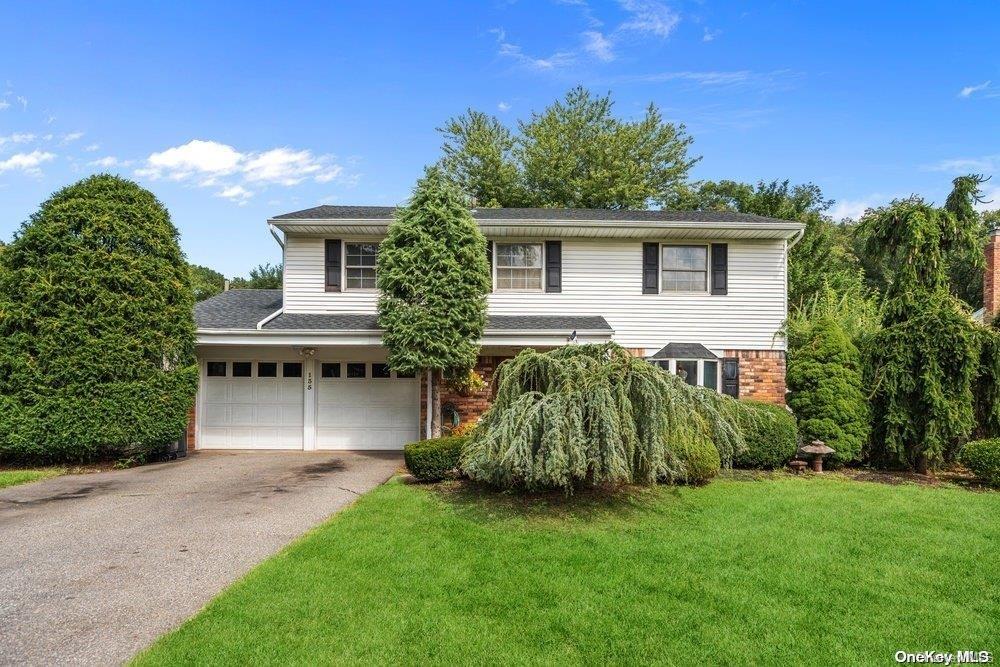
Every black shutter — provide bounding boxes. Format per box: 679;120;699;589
722;357;740;398
325;239;342;292
486;240;494;289
642;242;659;294
545;240;561;293
711;243;728;295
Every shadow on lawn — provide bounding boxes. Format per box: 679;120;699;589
423;477;687;526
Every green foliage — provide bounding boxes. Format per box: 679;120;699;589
462;343;757;492
733;401;798;469
959;438;1000;486
973;316;1000;438
669;179;864;309
404;436;468;482
861;179;985;471
230;262;282;290
188;263;225;301
438;86;698;209
675;438;721;484
377;167;491;377
784;281;881;349
0;175;197;463
786;316;870;465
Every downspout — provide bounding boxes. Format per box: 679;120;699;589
256;222;286;330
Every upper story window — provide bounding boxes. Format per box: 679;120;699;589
661;245;708;292
496;243;543;291
345;242;378;290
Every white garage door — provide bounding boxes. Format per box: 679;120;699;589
316;361;419;450
201;361;304;449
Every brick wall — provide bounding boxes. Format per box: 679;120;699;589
986;230;1000;322
724;349;786;405
185;404;197;450
420;356;506;437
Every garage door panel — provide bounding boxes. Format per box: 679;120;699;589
201;372;303;450
204;404;230;427
280;404;304;426
279;381;301;402
231;405;254;424
255;382;279;401
316;377;418;450
206;382;229;402
230;383;254;401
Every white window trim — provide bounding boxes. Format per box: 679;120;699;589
656;358;721;393
493;241;545;293
315;360;413;380
659;243;710;294
343;240;380;292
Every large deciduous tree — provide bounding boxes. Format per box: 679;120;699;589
377;167;491;437
0;175;198;463
860;177;986;472
438;86;698;209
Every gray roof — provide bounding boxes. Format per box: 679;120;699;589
196;289;611;333
648;342;718;360
271;205;793;226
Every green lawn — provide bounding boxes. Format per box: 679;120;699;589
136;474;999;665
0;468;63;489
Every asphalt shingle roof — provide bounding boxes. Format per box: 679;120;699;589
195;290;612;333
648;342;719;359
271;205;794;226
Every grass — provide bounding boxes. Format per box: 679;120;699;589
0;468;64;489
135;474;999;665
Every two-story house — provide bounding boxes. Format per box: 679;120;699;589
191;206;804;451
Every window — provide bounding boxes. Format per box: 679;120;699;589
346;363;367;378
207;362;227;377
257;362;277;378
676;360;698;386
321;362;341;378
661;245;708;292
282;362;303;378
232;362;252;378
703;360;719;391
372;363;391;378
495;243;543;291
345;242;378;289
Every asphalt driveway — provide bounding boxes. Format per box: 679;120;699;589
0;450;401;666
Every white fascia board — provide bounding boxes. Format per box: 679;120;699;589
196;328;614;347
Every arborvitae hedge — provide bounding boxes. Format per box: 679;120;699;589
786;316;869;466
0;175;197;463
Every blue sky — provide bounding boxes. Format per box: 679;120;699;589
1;1;998;276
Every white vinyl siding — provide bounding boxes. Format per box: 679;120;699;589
283;235;788;351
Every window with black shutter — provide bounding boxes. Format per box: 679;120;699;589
545;240;561;293
711;243;728;295
325;239;342;292
722;357;740;398
642;242;659;294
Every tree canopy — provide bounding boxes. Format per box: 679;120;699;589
438;86;698;209
189;263;225;301
0;175;198;463
230;262;283;290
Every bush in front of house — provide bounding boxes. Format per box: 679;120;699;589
0;175;198;464
404;436;468;481
960;439;1000;486
675;439;721;485
461;344;756;493
786;316;870;466
734;401;798;469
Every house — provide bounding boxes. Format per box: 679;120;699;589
191;206;805;451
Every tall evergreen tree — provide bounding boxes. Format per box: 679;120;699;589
377;167;491;437
0;175;198;462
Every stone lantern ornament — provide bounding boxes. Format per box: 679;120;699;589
799;440;835;472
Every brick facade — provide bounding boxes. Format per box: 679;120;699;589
420;356;505;436
724;349;786;405
185;404;197;450
986;230;1000;322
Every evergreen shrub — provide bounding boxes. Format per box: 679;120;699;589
404;436;468;481
960;439;1000;486
734;402;798;469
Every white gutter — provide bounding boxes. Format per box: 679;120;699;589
255;308;284;331
268;222;285;249
257;223;286;329
786;227;805;250
200;327;615;337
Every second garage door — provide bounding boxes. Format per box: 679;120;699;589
316;361;420;450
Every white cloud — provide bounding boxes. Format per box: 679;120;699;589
976;185;999;213
0;132;36;146
959;80;991;98
498;101;511;112
216;184;253;204
0;101;9;111
491;27;575;70
582;30;615;62
83;143;100;152
88;156;123;168
0;150;56;176
829;195;886;221
16;96;27;110
135;139;348;203
618;0;680;38
702;27;721;42
60;131;84;144
927;154;1000;173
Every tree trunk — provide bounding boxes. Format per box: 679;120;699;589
425;369;432;439
431;368;442;438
